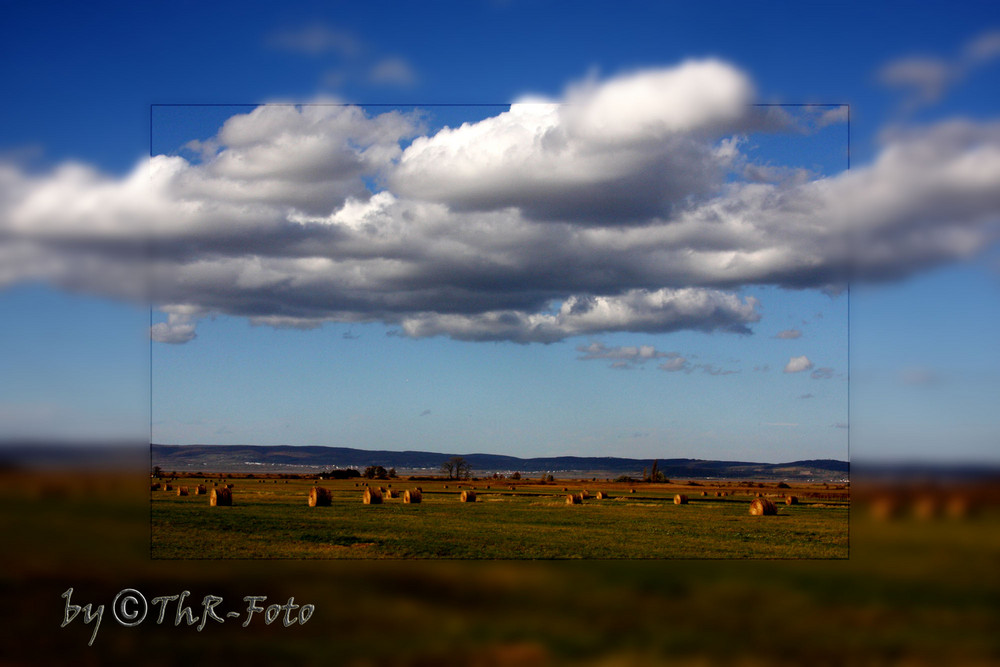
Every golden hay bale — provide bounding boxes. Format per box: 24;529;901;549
674;494;688;505
785;495;799;505
701;491;708;497
460;490;476;502
596;491;609;499
363;488;383;504
195;484;206;495
509;485;516;491
210;487;232;506
715;491;723;497
630;488;636;494
749;498;777;516
579;490;590;500
913;495;942;520
946;494;976;519
164;484;173;491
177;486;189;496
566;493;581;505
384;489;398;499
870;496;901;521
404;489;422;504
308;486;332;507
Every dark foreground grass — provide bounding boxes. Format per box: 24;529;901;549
151;478;847;558
2;470;997;666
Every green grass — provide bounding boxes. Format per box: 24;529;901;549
151;478;848;558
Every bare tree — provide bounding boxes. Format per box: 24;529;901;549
441;456;472;480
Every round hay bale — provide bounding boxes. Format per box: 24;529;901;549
596;491;609;499
384;489;398;499
749;498;777;516
630;488;636;494
164;484;173;491
195;484;206;495
913;495;942;520
579;490;590;500
150;483;160;491
563;487;568;492
701;491;708;497
177;486;189;496
404;489;422;504
870;496;900;521
308;486;332;507
674;494;688;505
715;491;723;497
785;495;799;505
946;494;976;519
363;488;383;504
460;490;476;502
210;487;232;506
509;485;516;491
566;493;582;505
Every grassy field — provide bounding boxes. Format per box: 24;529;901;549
3;468;997;665
151;476;848;559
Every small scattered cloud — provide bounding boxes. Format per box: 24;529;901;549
578;342;669;362
699;364;739;376
774;328;802;339
799;393;815;399
368;57;418;88
964;30;1000;64
814;105;849;128
150;309;201;345
784;356;814;373
658;356;690;372
877;29;1000;109
658;357;738;375
419;409;432;417
266;24;363;57
811;367;835;380
877;56;955;107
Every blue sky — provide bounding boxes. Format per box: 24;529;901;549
1;1;997;463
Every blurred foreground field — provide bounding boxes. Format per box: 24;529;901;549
3;467;999;666
151;476;847;559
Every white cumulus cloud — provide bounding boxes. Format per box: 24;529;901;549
784;356;814;373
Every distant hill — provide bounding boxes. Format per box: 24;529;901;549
151;444;849;481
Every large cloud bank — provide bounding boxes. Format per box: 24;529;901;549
1;60;999;343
